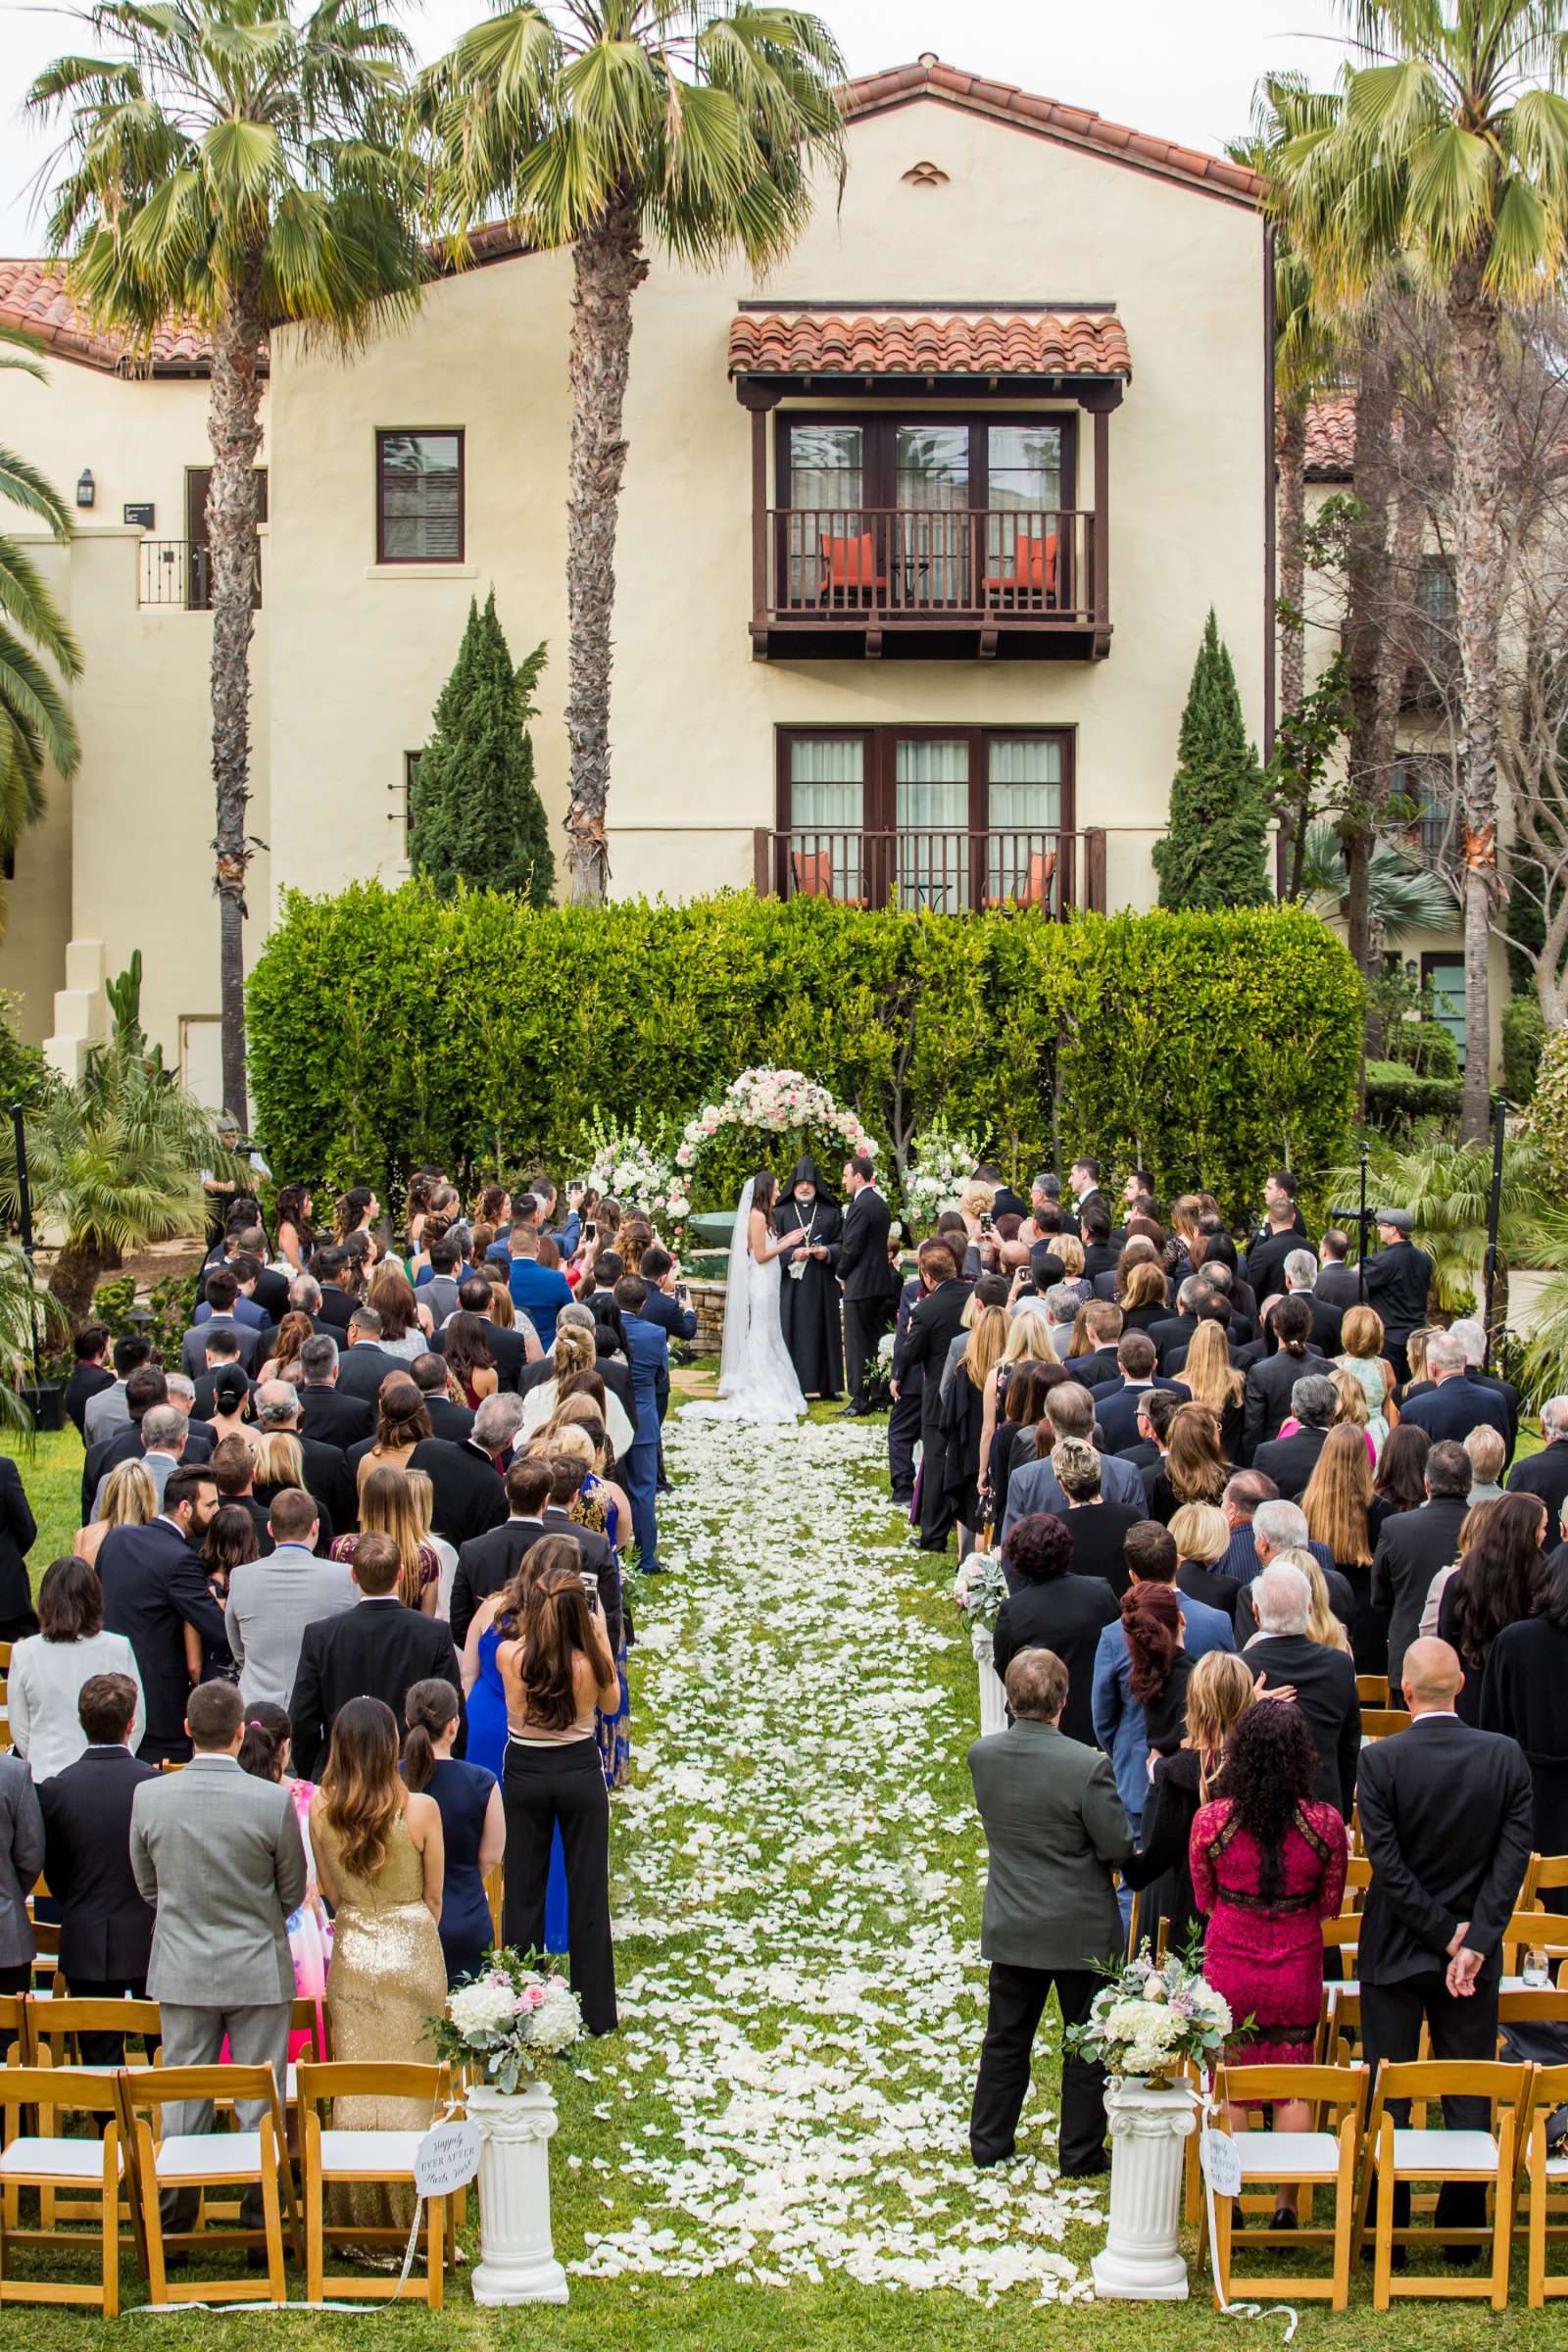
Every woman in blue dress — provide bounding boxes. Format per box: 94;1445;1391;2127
461;1567;570;1953
402;1679;505;1986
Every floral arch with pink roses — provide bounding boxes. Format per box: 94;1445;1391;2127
673;1068;877;1218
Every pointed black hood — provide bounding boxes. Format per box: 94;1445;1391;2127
783;1154;835;1204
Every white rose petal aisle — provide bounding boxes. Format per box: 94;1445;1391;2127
582;1409;1103;2306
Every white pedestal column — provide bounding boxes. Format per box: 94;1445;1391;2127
971;1622;1008;1739
1091;2080;1197;2301
466;2082;569;2305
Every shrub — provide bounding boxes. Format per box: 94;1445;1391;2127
1364;1058;1465;1139
1386;1017;1460;1080
1531;1019;1568;1191
246;888;1362;1225
409;595;553;906
1502;994;1547;1105
1152;610;1273;910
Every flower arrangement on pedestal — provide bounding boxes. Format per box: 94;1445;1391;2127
672;1067;875;1171
577;1114;690;1228
1066;1946;1232;2085
953;1550;1009;1629
901;1117;988;1225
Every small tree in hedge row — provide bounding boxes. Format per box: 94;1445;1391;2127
1153;610;1273;910
410;593;553;905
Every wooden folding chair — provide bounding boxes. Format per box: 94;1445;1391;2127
1502;1911;1568;1978
1340;1855;1373;1912
1323;1982;1363;2068
1203;2064;1368;2311
1354;2058;1530;2308
1527;2060;1568;2303
1360;1709;1413;1741
0;2067;125;2315
296;2061;453;2306
1355;1674;1390;1708
1526;1854;1568;1912
122;2064;297;2304
28;1997;162;2233
0;1999;29;2152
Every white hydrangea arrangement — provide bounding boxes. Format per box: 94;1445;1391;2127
1065;1946;1233;2084
578;1113;690;1225
901;1117;988;1225
953;1549;1010;1630
672;1066;875;1170
435;1949;584;2092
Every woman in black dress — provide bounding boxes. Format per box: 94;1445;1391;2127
403;1679;505;1986
1367;1419;1430;1548
776;1157;845;1401
1438;1491;1549;1727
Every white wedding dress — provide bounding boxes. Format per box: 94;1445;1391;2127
687;1179;808;1424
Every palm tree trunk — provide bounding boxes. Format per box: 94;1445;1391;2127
47;1238;120;1328
1447;253;1507;1142
1342;330;1397;1001
208;255;266;1123
563;197;649;906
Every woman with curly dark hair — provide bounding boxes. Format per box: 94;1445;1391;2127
1191;1700;1348;2218
1092;1583;1192;1839
991;1511;1117;1748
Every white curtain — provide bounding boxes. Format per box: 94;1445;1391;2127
790;738;863;901
988;737;1061;904
897;738;969;910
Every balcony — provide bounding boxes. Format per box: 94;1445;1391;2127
753;825;1107;915
138;539;263;612
751;506;1108;662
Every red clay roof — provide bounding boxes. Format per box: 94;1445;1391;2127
728;307;1131;381
1302;394;1355;480
842;57;1264;206
0;258;243;376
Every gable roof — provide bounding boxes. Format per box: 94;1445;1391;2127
842;57;1264;208
1302;394;1355;480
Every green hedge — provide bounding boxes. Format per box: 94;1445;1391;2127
1502;994;1547;1105
246;887;1362;1223
1363;1058;1465;1133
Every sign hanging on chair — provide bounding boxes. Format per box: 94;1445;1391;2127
415;2117;481;2197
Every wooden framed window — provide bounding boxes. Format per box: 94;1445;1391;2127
1420;951;1466;1068
376;430;465;564
776;724;1074;911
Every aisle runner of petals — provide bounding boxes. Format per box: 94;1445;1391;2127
570;1414;1099;2303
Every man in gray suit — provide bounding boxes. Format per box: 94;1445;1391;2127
968;1646;1132;2175
90;1403;188;1522
224;1488;357;1706
129;1679;306;2227
1001;1382;1145;1538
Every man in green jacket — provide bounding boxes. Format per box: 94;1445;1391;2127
968;1646;1132;2174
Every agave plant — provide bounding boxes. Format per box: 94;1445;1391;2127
0;1042;224;1326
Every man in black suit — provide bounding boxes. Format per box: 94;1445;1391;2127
1079;1201;1118;1288
448;1457;553;1646
837;1154;894;1417
410;1351;475;1445
1314;1230;1360;1311
331;1307;406;1405
306;1247;358;1331
37;1670;157;2059
82;1370;217;1523
1398;1329;1513;1452
1357;1636;1534;2240
1148;1277;1208;1376
896;1240;972;1546
1067;1157;1108;1228
1242;1296;1326;1457
65;1323;116;1440
1508;1394;1568;1520
289;1533;465;1779
252;1380;355;1540
97;1467;225;1763
1251;1373;1336;1501
1360;1209;1436;1381
1090;1334;1188;1453
1373;1440;1473;1687
297;1334;374;1448
1242;1560;1360;1813
1242;1188;1303;1308
228;1228;290;1326
189;1328;255;1421
1063;1299;1124;1395
410;1393;516;1546
441;1275;533;1393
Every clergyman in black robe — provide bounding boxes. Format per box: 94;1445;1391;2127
776;1156;845;1400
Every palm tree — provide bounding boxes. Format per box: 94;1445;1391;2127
29;0;426;1119
419;1;847;905
0;327;81;894
1284;3;1568;1141
1300;817;1457;949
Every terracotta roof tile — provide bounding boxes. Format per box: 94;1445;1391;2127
0;258;243;375
1302;394;1355;479
841;57;1264;206
730;307;1131;381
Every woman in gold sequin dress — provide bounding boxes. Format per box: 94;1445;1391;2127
312;1696;447;2235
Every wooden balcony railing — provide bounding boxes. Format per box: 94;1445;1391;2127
138;539;263;612
753;826;1107;916
753;506;1108;658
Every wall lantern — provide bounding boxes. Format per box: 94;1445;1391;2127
75;469;95;510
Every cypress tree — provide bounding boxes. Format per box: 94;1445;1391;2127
409;591;554;905
1152;609;1273;909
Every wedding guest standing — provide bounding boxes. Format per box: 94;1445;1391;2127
968;1647;1131;2175
1191;1701;1348;2219
8;1557;145;1779
1122;1648;1256;1954
776;1158;845;1401
403;1678;504;1986
837;1155;894;1418
1481;1547;1568;1891
0;1740;43;1991
38;1673;156;2057
0;1454;38;1642
992;1512;1117;1749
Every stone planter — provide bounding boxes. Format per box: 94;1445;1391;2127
466;2081;568;2306
971;1621;1008;1740
1091;2077;1198;2302
683;1278;727;1355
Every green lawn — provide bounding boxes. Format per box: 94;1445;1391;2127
0;1405;1559;2346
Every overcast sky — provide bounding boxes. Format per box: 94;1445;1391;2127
0;0;1356;254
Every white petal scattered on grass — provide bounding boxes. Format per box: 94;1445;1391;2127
564;1412;1097;2305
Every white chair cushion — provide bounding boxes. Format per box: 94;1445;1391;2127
1236;2132;1342;2180
317;2130;423;2177
155;2132;265;2180
1544;2156;1568;2179
1383;2129;1499;2175
0;2136;122;2180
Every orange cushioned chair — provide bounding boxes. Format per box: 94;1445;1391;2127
817;532;884;602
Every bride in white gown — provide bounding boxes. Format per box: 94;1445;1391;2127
687;1173;808;1424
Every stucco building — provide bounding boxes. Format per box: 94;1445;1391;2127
0;55;1290;1101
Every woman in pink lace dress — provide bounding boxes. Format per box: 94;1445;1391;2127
1191;1700;1348;2225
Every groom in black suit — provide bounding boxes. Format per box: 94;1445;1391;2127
836;1154;894;1417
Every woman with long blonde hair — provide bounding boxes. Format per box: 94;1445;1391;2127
1182;1319;1246;1459
331;1463;440;1612
74;1456;157;1572
1118;1256;1169;1330
1151;1401;1228;1521
978;1310;1058;1500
